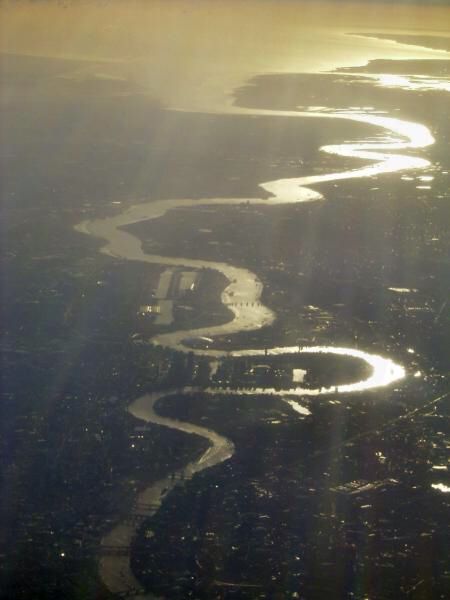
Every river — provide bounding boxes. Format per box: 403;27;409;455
73;42;447;600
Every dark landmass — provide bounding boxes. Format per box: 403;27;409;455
352;32;450;53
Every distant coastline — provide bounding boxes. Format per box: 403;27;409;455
350;32;450;53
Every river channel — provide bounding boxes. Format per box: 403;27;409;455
74;80;440;597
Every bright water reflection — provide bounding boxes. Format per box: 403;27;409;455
372;73;450;93
203;346;406;418
432;483;450;493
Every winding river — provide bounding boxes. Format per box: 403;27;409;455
75;82;438;596
76;106;429;398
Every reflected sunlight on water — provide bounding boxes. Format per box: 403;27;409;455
432;483;450;493
2;0;449;110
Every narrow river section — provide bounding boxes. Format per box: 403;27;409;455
99;388;234;599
